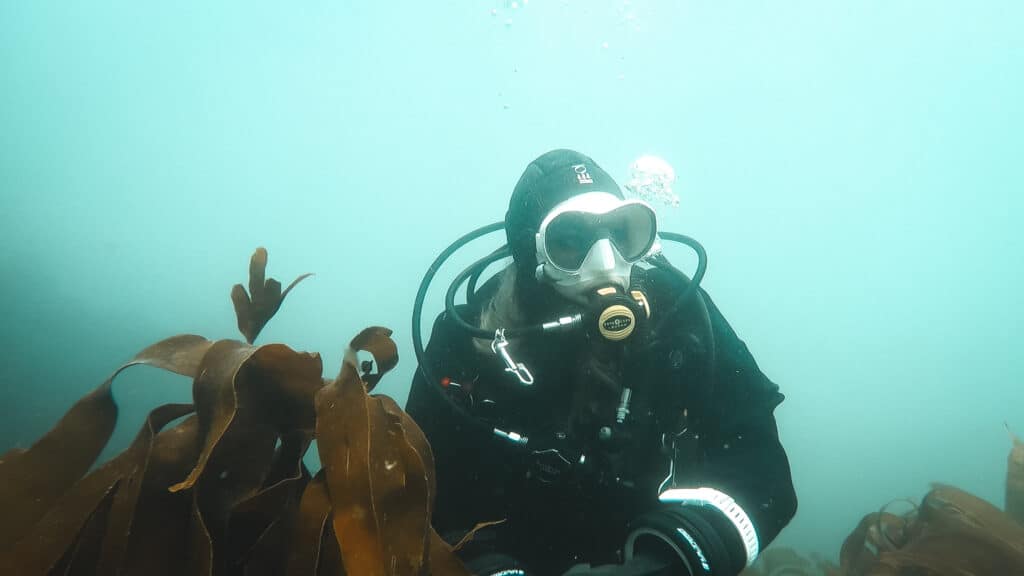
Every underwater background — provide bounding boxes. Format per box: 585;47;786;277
1;0;1021;563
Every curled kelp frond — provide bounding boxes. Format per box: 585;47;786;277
344;325;399;392
836;511;905;575
872;498;916;551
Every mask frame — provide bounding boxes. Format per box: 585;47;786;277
534;192;662;299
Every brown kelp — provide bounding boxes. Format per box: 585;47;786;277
230;247;313;345
1006;423;1024;525
0;248;468;575
742;433;1024;576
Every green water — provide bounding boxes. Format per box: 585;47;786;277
2;0;1022;561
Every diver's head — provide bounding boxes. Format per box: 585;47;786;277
506;149;659;306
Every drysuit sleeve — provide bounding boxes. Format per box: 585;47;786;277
627;290;798;576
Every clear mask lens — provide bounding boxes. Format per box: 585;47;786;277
544;203;656;271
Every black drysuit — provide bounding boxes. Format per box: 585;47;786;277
406;266;797;575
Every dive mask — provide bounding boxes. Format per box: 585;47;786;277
535;192;660;300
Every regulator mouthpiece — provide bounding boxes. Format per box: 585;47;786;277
598;303;636;341
589;286;651;342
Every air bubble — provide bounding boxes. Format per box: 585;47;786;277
624;155;679;207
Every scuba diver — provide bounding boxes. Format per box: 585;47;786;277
406;149;796;575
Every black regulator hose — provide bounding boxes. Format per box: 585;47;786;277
648;232;716;403
445;249;546;341
412;220;505;383
650;232;708;336
467;245;507;303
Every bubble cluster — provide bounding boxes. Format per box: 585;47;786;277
624;155;679;207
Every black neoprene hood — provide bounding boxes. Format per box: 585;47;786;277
504;149;624;277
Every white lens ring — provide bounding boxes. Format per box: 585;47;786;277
536;194;658;274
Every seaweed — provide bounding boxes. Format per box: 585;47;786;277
0;248;467;575
741;432;1024;576
231;247;313;345
1006;423;1024;526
